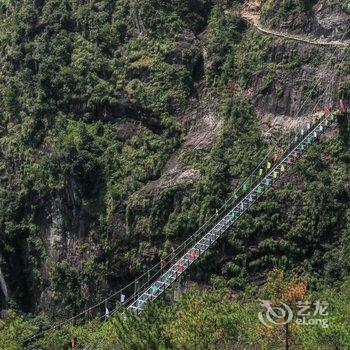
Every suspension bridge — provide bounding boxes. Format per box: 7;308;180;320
26;103;349;348
127;103;348;314
66;103;348;350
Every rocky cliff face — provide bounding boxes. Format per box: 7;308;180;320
0;264;9;308
243;0;350;136
261;0;350;40
247;40;345;131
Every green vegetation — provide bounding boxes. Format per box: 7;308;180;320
0;0;349;349
261;0;318;22
0;0;208;314
1;271;350;349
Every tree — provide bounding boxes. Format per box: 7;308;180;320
258;269;307;350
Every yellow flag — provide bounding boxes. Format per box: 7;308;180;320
273;171;278;178
267;162;272;169
259;168;263;176
281;165;286;172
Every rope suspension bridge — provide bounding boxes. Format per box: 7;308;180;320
122;17;350;316
128;102;348;315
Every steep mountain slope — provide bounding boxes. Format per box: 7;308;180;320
0;0;349;323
